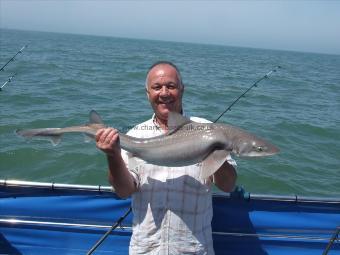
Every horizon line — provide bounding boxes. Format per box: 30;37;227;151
1;26;339;57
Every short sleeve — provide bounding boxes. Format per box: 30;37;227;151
120;149;141;189
120;126;142;189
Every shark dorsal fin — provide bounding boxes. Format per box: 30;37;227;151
89;110;104;124
167;112;192;134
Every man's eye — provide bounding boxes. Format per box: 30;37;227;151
167;83;179;90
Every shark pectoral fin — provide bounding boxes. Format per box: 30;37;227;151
200;150;230;179
83;134;94;143
50;135;62;146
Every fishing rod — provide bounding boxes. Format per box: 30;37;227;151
87;207;132;255
0;73;16;91
0;45;28;72
213;66;281;123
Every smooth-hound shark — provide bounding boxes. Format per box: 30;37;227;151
16;110;279;178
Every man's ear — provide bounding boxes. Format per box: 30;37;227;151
146;88;150;100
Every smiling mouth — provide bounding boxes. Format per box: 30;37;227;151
158;101;173;105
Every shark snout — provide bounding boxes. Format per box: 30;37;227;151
235;139;280;157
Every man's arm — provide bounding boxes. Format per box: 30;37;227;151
96;128;137;198
213;161;237;192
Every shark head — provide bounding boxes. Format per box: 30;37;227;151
232;135;280;157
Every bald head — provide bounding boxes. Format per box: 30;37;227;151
145;61;183;90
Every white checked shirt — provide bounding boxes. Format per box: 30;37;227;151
121;114;236;255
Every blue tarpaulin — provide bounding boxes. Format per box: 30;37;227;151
0;181;339;254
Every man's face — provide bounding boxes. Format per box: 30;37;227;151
146;64;184;121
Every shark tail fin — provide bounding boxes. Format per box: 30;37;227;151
15;128;63;146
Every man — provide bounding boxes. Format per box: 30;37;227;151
96;61;237;254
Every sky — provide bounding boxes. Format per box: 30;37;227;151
0;0;340;55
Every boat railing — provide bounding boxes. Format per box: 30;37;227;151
0;179;113;192
213;185;340;204
1;179;340;203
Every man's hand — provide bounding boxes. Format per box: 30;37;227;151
96;128;121;157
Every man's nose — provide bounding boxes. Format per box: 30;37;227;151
160;86;170;96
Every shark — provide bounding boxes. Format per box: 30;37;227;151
16;110;279;178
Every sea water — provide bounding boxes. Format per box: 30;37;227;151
0;29;339;197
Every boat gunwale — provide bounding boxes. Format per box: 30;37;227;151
1;179;340;203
